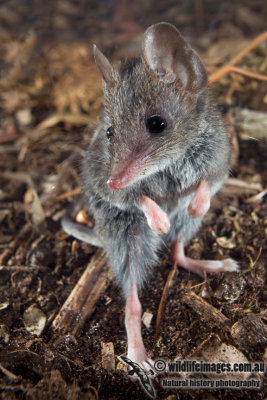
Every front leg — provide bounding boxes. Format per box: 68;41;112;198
140;180;210;235
140;195;170;234
188;180;210;218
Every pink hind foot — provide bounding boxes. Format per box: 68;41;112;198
172;240;239;277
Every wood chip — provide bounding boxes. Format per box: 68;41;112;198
142;311;153;329
101;342;115;371
181;291;230;327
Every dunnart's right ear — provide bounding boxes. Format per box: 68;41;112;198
93;44;114;90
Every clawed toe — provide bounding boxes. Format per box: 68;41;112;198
141;358;155;372
222;258;240;272
120;353;156;375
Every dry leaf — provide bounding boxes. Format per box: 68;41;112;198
216;233;236;249
23;305;46;336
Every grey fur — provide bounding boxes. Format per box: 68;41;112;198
63;23;231;297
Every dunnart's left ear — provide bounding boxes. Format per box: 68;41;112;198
142;22;208;93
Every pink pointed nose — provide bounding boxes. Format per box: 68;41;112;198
107;177;124;190
107;151;150;190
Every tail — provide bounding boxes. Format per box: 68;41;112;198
61;214;102;247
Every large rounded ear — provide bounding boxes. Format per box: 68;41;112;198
142;23;208;93
93;44;114;89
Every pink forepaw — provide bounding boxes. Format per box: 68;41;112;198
188;180;210;218
140;196;170;234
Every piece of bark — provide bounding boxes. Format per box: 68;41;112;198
52;249;113;335
181;291;230;328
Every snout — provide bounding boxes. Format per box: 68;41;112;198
107;152;149;190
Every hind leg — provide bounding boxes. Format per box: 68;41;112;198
172;240;239;276
173;181;238;275
125;279;153;370
106;215;160;370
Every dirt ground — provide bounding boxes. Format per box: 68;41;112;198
0;0;266;399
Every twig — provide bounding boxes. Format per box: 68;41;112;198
0;363;19;381
88;386;99;400
52;249;113;336
0;265;46;272
57;187;82;200
229;66;267;81
244;188;267;203
247;247;262;269
209;31;267;83
224;177;262;192
155;262;178;341
35;113;93;131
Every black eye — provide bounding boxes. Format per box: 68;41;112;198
146;115;167;134
106;126;114;139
